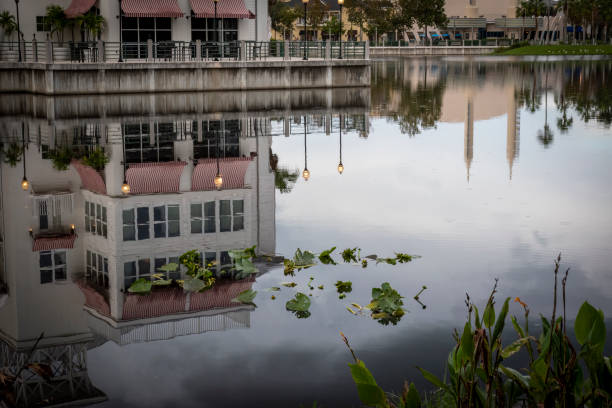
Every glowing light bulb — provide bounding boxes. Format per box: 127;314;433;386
121;181;130;194
337;163;344;174
214;174;223;190
302;168;310;181
21;177;29;190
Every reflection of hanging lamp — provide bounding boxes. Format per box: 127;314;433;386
121;130;130;194
214;129;223;190
337;114;344;174
21;122;29;190
302;116;310;181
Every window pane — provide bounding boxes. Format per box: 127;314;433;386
90;202;96;217
96;204;102;219
137;207;149;223
102;207;107;222
41;269;53;284
168;205;179;221
233;200;244;215
220;251;231;266
168;221;180;237
204;252;216;267
39;215;48;230
40;252;52;268
85;202;90;215
92;253;97;268
139;17;155;29
154;206;165;222
220;216;231;232
191;219;202;234
123;209;135;224
154;223;166;238
85;215;90;232
125;277;136;288
138;225;150;240
233;215;244;231
205;218;215;233
97;220;102;233
55;267;66;281
220;200;231;216
155;258;166;271
103;224;108;238
123;225;136;241
104;258;108;273
138;259;151;276
87;251;92;266
156;17;171;30
204;201;215;216
53;251;66;266
191;203;202;218
124;261;137;277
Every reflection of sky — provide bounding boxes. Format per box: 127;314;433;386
90;73;612;406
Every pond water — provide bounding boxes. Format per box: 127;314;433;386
0;56;611;407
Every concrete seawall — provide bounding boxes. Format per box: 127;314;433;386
0;59;371;96
370;46;497;56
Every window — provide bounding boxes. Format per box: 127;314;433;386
40;214;49;230
191;201;215;234
154;205;180;238
124;123;175;163
137;207;150;240
191;18;238;42
203;251;216;268
220;199;244;232
193;120;241;159
36;16;51;32
124;258;151;288
155;256;181;280
85;201;107;238
40;250;66;284
121;17;172;59
87;250;109;288
123;209;136;241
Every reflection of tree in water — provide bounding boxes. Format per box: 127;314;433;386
555;93;573;133
270;148;299;194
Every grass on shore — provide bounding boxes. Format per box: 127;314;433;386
497;44;612;55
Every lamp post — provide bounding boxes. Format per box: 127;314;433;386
121;132;130;194
14;0;21;62
214;130;223;190
302;116;309;181
21;122;28;190
302;0;309;60
118;0;123;62
213;0;220;61
338;0;343;59
337;115;343;174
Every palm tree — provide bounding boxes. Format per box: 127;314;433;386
0;11;18;49
46;5;68;44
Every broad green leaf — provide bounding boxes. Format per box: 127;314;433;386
459;321;474;362
152;278;172;286
342;248;359;263
511;315;526;338
283;259;296;275
395;253;415;263
492;297;511;343
286;292;311;312
417;367;446;389
403;382;421;408
501;338;530;359
500;365;530;390
335;280;352;294
128;278;152;294
293;248;316;268
318;247;337;265
474;305;481;329
575;301;606;347
157;262;178;272
348;360;387;406
234;257;258;274
483;302;496;329
182;277;207;292
231;289;257;305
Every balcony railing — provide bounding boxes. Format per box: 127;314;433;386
0;40;368;64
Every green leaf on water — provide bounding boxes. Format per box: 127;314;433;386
284;259;296;276
232;289;257;306
342;248;359;263
395;253;419;263
281;282;297;288
268;287;281;291
318;247;337;265
286;292;311;312
376;257;397;265
335;280;353;294
234;257;258;275
370;282;404;325
128;278;152;294
293;248;317;268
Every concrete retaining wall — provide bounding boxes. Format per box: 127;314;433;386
370;46;497;56
0;60;371;96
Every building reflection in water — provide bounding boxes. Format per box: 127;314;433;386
0;89;370;406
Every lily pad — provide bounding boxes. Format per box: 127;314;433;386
342;248;359;263
286;292;311;312
318;247;337;265
370;282;405;326
293;248;317;268
231;289;257;306
335;280;353;294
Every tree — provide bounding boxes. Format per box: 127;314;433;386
400;0;448;43
307;0;330;40
76;11;105;42
269;0;300;40
0;11;18;44
46;5;69;43
321;15;343;39
517;0;547;41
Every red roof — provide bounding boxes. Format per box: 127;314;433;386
190;0;255;19
192;157;252;191
122;0;184;18
64;0;97;18
126;162;186;195
72;160;107;195
32;234;77;251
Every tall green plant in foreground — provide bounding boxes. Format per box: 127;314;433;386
345;255;611;407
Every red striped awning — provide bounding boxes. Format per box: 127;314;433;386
122;0;184;18
32;234;77;252
72;160;107;195
126;162;186;194
65;0;97;18
192;157;252;191
190;0;255;19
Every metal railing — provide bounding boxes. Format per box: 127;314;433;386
370;38;524;47
0;40;368;64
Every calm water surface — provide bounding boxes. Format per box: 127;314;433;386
0;56;611;407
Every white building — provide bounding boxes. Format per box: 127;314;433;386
0;0;269;45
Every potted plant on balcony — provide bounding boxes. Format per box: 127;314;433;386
47;5;70;61
1;142;23;167
0;10;19;62
82;146;109;171
49;145;73;171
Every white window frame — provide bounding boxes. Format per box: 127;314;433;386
87;250;109;289
219;199;244;232
190;201;216;234
123;258;152;289
39;250;67;284
85;201;108;238
153;204;180;238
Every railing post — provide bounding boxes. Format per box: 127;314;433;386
147;39;153;61
196;39;201;60
98;39;104;62
240;41;246;61
47;36;53;63
325;40;331;60
365;41;370;59
284;40;289;61
33;36;38;62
